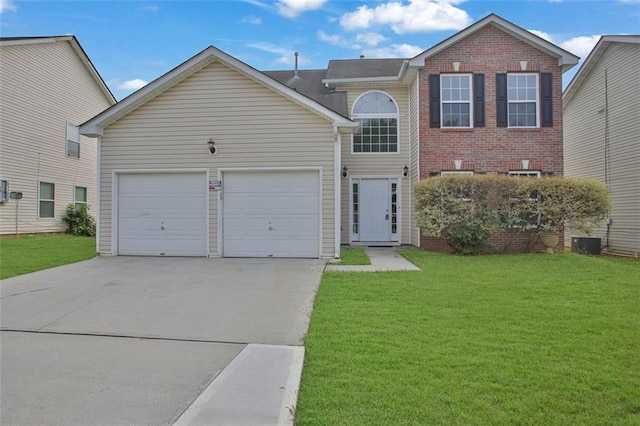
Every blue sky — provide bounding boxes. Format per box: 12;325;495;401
1;0;638;100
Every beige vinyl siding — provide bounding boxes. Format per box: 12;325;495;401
564;42;640;255
0;41;112;234
99;61;336;256
409;75;421;246
338;85;412;244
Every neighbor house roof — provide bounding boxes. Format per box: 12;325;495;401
80;45;357;137
563;35;640;106
408;13;580;73
0;35;116;104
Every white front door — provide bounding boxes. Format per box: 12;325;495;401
360;179;390;242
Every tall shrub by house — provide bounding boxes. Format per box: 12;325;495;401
414;175;609;254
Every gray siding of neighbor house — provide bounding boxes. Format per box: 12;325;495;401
98;60;337;257
0;40;113;234
338;85;412;245
564;42;640;255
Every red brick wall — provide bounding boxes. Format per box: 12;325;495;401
417;25;564;179
416;25;565;253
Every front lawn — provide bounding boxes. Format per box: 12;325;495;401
335;247;371;265
0;234;97;279
296;252;640;425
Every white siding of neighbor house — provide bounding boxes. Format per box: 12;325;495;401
0;40;113;234
409;75;421;247
98;60;336;257
338;85;412;245
564;42;640;255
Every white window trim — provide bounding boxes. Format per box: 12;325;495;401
440;74;473;128
0;180;7;203
38;181;55;218
66;123;80;158
441;170;475;175
351;90;400;155
507;73;540;128
508;170;541;178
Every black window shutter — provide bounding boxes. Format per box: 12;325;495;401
496;73;507;127
541;72;553;127
473;73;485;127
429;74;440;128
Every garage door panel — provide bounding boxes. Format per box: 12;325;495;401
117;173;207;257
223;171;320;258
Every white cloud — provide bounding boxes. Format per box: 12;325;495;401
0;0;17;13
118;79;148;90
355;32;388;46
247;42;311;66
241;15;262;24
340;0;472;34
137;5;158;12
560;35;601;59
317;30;360;49
276;0;326;18
528;30;553;42
362;43;425;58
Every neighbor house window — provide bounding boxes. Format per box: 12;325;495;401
67;123;80;158
441;170;475;175
352;91;399;153
441;74;472;127
75;186;87;208
0;180;7;203
508;170;541;178
39;182;55;218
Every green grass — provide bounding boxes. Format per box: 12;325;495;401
335;247;371;265
0;234;97;279
296;252;640;425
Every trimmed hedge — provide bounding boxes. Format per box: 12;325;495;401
414;175;609;254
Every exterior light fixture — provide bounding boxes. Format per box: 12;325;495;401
342;166;348;178
403;165;409;177
207;138;216;154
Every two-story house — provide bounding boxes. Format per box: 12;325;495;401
79;14;577;258
0;36;116;235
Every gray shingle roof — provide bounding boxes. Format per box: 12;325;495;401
263;69;348;116
325;58;407;80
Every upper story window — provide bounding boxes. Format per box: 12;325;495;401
429;74;484;129
67;123;80;158
508;74;538;127
352;91;399;153
497;73;553;128
441;74;472;128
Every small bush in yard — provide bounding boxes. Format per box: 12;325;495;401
62;204;96;237
414;175;610;254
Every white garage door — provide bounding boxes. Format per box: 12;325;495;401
223;171;320;258
117;173;207;256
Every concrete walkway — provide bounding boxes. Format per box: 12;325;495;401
325;246;421;272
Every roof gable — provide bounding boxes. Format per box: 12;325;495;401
408;13;579;73
0;36;116;105
563;35;640;106
81;46;356;137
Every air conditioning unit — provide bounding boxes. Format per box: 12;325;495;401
571;237;601;255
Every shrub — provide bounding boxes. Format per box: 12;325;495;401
414;175;610;254
62;204;96;237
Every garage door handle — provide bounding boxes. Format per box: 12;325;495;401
269;226;273;231
385;214;389;220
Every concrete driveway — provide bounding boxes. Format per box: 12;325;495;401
0;256;325;425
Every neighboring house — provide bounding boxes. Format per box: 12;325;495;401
0;36;116;235
563;35;640;257
80;13;578;258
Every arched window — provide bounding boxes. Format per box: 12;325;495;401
351;91;399;153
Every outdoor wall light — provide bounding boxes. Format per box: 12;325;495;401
342;166;348;178
403;165;409;177
207;137;216;154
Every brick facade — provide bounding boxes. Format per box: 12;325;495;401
416;25;565;252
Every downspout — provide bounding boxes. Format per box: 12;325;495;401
96;134;101;253
333;125;341;259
